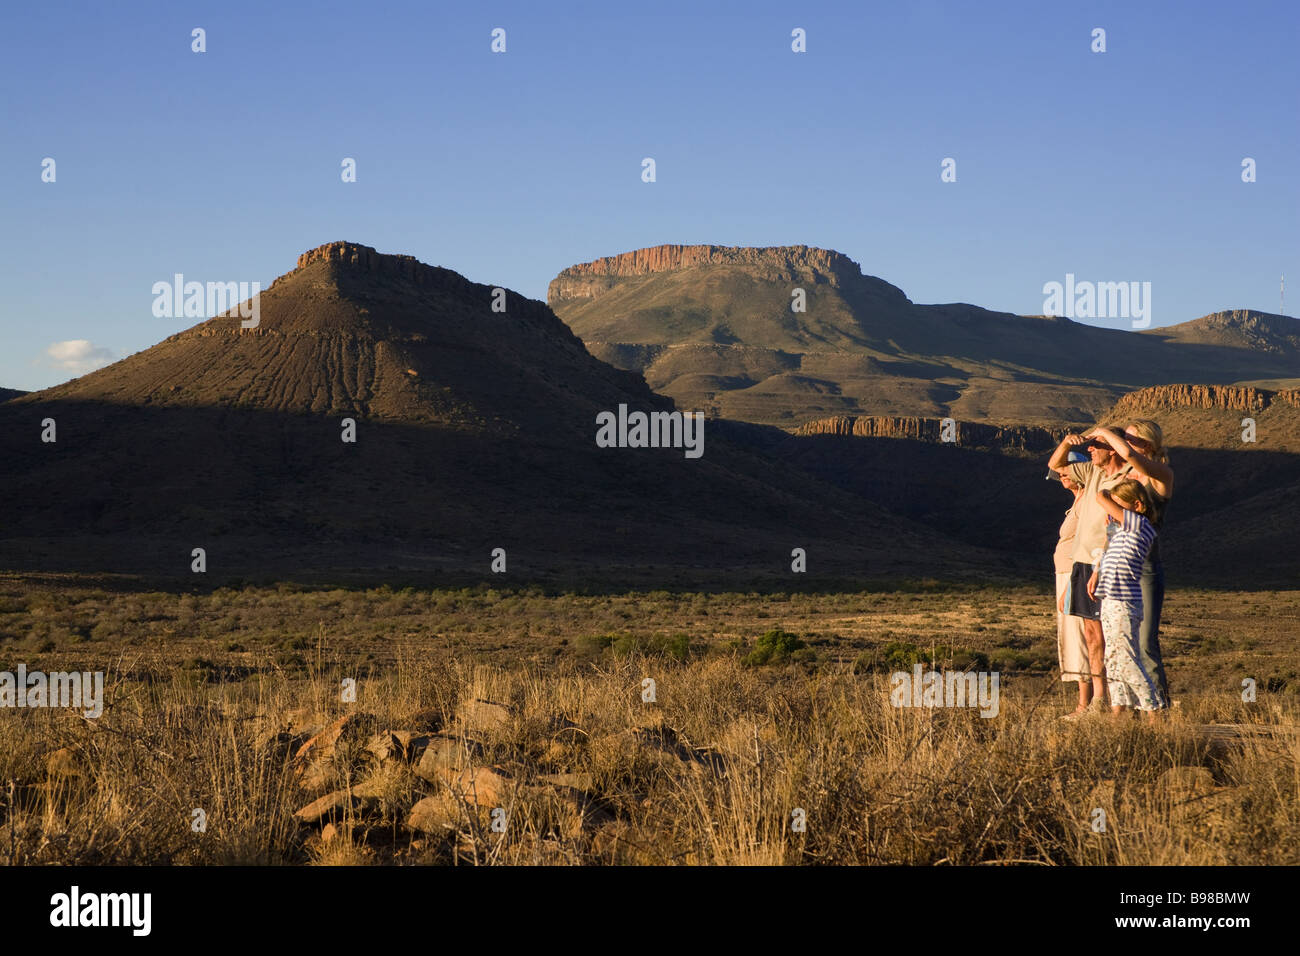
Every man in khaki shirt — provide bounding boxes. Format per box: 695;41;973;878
1048;432;1132;709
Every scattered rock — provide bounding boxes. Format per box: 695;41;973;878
407;708;444;733
282;707;322;736
456;699;512;734
295;759;340;796
396;732;435;762
350;774;394;800
296;713;379;764
414;734;484;784
294;713;381;793
407;793;463;834
595;726;724;777
365;729;441;764
293;788;379;824
446;765;517;808
365;732;402;763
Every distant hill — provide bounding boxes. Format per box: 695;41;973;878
763;384;1300;587
549;245;1300;429
1143;310;1300;355
0;388;25;403
0;241;990;585
1102;385;1300;586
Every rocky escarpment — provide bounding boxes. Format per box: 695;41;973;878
794;415;1060;452
276;241;479;295
548;244;905;304
1111;385;1300;416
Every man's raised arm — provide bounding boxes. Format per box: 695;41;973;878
1048;432;1085;470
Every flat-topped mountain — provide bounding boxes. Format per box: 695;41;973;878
0;242;985;584
548;244;1300;429
550;244;909;352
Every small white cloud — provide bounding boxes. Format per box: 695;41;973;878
42;339;116;375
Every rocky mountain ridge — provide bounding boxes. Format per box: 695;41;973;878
548;244;1300;429
1111;384;1300;416
548;244;892;304
793;415;1059;452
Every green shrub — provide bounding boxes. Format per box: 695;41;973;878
882;641;931;671
580;632;694;662
743;628;806;666
853;642;988;674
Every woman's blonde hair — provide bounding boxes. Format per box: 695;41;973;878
1111;478;1152;514
1124;418;1168;463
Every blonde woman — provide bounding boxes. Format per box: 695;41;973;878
1087;419;1172;707
1051;465;1091;716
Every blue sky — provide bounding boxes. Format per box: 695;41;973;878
2;0;1296;389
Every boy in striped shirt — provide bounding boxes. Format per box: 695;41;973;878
1086;479;1163;716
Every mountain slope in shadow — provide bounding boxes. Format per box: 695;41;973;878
0;242;1000;587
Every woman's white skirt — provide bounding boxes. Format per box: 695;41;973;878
1056;570;1090;681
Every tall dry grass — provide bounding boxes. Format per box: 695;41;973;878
1;645;1295;866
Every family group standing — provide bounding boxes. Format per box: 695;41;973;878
1047;420;1174;718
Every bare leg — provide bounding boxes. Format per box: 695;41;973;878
1082;617;1106;705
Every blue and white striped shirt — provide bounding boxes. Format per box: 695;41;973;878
1095;509;1156;605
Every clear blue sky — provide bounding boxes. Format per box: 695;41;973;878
2;0;1296;389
